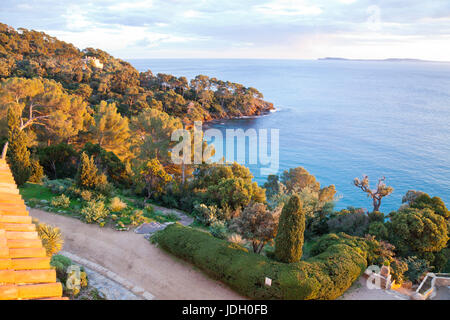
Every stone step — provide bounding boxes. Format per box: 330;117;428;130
0;269;56;284
0;199;25;206
35;296;69;300
9;247;46;258
0;207;29;216
11;257;51;270
0;257;52;270
7;239;43;248
0;189;20;195
0;247;9;259
0;215;32;224
0;282;63;300
6;231;39;240
0;223;36;232
0;199;27;205
0;192;24;199
0;258;10;269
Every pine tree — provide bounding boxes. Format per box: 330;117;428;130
6;108;31;186
274;194;306;263
89;101;131;160
76;152;101;189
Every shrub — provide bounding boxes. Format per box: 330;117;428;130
193;203;218;226
153;224;369;300
36;223;64;256
50;254;88;297
404;256;431;284
274;195;305;263
51;254;73;282
51;194;70;208
390;258;408;284
109;197;127;212
43;178;74;194
81;200;109;224
80;189;93;201
130;209;148;226
368;221;389;240
327;207;369;237
209;221;228;239
368;211;385;223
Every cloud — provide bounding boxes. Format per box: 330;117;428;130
253;0;323;16
0;0;449;60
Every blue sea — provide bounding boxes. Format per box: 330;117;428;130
129;59;450;212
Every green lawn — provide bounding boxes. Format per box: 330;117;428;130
19;182;54;201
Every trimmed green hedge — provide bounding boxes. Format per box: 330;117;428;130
153;224;370;300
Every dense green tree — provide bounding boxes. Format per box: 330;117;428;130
272;167;336;214
82;142;131;187
195;163;266;213
140;158;172;200
408;193;449;219
37;143;78;179
89;101;131;160
387;207;448;257
263;174;281;199
6;108;31;186
274;195;306;263
231;203;281;253
131;108;182;163
0;77;89;151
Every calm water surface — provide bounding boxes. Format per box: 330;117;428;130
129;59;450;212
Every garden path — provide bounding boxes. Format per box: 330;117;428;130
31;208;244;300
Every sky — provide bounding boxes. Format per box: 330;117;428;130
1;0;450;60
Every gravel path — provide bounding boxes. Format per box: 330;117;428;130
31;208;244;300
150;204;194;226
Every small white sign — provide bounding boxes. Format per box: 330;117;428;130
265;277;272;287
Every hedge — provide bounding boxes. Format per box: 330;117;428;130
153;224;370;300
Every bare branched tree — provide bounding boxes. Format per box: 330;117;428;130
353;175;393;212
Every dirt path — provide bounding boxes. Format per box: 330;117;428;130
31;208;244;300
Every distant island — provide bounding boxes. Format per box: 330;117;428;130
318;57;447;63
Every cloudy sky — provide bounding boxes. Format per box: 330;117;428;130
1;0;450;60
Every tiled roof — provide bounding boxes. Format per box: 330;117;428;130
0;159;67;300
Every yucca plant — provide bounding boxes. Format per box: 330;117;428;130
36;223;64;256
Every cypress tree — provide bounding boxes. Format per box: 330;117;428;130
76;152;100;189
274;194;305;263
6;108;31;186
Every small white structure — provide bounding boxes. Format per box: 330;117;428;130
413;273;450;300
82;56;104;70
